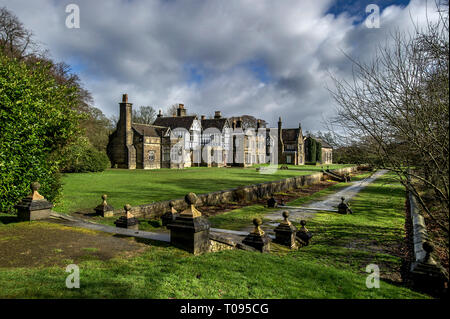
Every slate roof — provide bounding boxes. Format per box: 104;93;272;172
282;128;301;142
201;118;230;131
132;123;169;137
153;116;198;131
305;135;332;149
316;138;332;149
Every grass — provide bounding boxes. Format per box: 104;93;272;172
0;171;429;298
208;172;373;230
54;164;352;214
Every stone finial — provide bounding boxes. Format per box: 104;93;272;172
169;201;177;213
114;203;139;230
251;218;264;235
180;193;202;218
185;193;198;206
101;194;108;206
296;220;313;246
124;204;134;219
422;241;437;265
243;217;270;252
122;94;128;103
29;182;44;200
281;211;291;225
300;220;308;232
94;194;114;217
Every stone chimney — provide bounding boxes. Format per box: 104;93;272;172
201;115;206;121
119;94;133;146
278;116;284;164
257;119;261;130
177;103;187;117
214;111;222;119
157;109;163;118
236;117;243;128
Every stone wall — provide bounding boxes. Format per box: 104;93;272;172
116;166;358;219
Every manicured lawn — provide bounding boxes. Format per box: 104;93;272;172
0;171;429;298
54;165;352;214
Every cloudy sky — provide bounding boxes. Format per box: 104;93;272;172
0;0;442;130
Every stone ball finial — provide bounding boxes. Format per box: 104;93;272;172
282;211;289;219
169;201;175;208
185;193;198;206
253;218;262;227
124;204;131;212
300;220;307;226
31;182;41;191
423;241;434;253
102;194;107;201
341;197;345;202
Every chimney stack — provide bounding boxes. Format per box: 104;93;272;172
122;94;128;103
177;104;187;117
236;117;242;128
214;111;222;119
257;119;261;130
201;115;206;120
157;110;163;118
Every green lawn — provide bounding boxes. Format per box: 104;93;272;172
54;164;353;214
0;171;429;298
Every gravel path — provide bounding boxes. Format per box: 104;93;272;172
264;169;388;225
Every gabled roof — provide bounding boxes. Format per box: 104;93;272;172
153;116;198;131
282;128;301;142
201;118;230;131
305;135;332;149
132;123;169;137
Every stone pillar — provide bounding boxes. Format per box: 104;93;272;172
296;220;313;246
14;182;53;221
94;194;114;217
274;211;298;249
242;218;271;253
410;241;449;295
161;201;178;226
114;204;139;230
167;193;211;255
337;197;352;214
267;195;277;208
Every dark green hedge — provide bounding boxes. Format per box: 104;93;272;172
0;54;81;212
59;137;110;173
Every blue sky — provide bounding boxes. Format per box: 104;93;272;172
0;0;441;131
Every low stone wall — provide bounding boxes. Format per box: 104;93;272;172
409;192;428;262
408;191;448;295
116;166;359;219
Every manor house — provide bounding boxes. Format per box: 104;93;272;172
106;94;332;169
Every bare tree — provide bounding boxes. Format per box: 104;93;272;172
133;106;157;125
0;7;41;59
328;4;449;235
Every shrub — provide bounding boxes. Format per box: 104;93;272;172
0;54;81;212
59;137;110;173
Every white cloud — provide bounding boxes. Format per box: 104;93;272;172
0;0;442;131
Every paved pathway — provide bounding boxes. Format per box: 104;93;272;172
47;212;170;242
264;169;388;225
47;170;387;242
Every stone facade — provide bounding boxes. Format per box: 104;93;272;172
107;94;330;169
277;117;305;165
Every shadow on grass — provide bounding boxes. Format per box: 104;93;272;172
0;215;19;225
